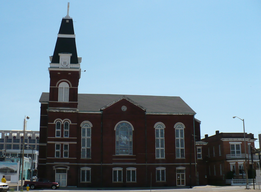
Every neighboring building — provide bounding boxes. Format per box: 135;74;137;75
38;11;202;188
0;130;39;177
258;134;261;149
0;157;32;182
195;140;208;186
0;130;40;155
0;160;20;182
201;131;258;185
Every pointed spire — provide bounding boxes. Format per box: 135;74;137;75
50;3;79;65
64;2;71;19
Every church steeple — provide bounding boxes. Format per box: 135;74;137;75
48;4;81;109
50;3;81;68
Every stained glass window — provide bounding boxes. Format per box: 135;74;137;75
115;122;133;155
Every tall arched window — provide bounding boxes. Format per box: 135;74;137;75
58;82;69;102
115;121;133;155
175;122;185;159
154;122;165;159
81;121;92;159
64;121;70;137
55;121;62;137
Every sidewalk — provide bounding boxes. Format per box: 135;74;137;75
6;180;24;191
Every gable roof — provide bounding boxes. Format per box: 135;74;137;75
40;93;196;115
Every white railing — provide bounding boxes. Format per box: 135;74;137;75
231;178;255;186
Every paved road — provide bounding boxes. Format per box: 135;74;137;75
7;182;261;192
22;186;261;192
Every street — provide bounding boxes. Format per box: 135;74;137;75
14;186;261;192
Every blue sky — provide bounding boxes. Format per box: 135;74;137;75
1;1;261;146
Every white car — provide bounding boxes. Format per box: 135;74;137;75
0;182;9;192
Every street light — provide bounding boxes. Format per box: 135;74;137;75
21;116;29;189
26;145;34;181
233;116;249;189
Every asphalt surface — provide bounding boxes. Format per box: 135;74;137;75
6;181;261;192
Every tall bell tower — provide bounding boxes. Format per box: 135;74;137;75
48;4;82;110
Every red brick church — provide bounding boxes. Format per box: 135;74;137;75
38;10;202;188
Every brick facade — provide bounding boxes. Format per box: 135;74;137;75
38;11;205;188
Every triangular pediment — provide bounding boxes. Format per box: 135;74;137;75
100;96;146;111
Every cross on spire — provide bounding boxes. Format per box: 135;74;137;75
64;2;71;19
67;2;70;17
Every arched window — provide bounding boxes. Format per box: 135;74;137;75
55;121;62;137
58;82;69;102
115;121;133;155
63;121;70;138
81;121;92;159
154;122;165;159
174;123;185;159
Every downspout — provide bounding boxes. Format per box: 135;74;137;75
189;132;192;188
100;111;103;187
193;115;197;185
145;110;148;186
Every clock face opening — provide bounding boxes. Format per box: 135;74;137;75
61;60;69;68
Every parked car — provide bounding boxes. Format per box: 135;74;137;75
0;182;9;192
24;178;59;189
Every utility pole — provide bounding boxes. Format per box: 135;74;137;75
233;116;249;189
20;116;29;189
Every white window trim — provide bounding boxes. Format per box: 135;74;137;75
230;162;236;172
154;122;165;159
63;121;70;138
112;167;123;183
176;167;186;186
174;122;185;159
80;167;91;183
63;144;69;158
55;120;62;138
81;121;92;159
55;144;61;158
156;167;166;182
238;162;244;175
230;143;241;156
197;146;202;160
58;82;69;102
126;167;136;183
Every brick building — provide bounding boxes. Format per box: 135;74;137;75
38;12;203;188
201;131;258;185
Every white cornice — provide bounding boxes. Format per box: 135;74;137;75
47;108;78;113
221;138;256;142
49;66;80;71
146;112;195;115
